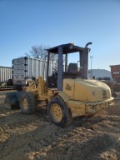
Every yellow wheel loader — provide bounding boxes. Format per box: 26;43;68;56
5;42;114;127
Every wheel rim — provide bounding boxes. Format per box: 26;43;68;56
50;103;63;122
22;98;28;110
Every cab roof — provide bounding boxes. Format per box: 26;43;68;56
45;43;84;54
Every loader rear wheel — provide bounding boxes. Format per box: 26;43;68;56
19;92;36;114
4;92;20;110
47;96;72;127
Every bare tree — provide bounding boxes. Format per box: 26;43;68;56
25;45;57;62
29;45;47;59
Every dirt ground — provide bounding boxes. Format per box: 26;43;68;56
0;91;120;160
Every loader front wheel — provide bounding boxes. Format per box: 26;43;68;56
47;96;72;127
19;92;36;114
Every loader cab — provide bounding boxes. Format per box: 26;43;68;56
46;42;92;90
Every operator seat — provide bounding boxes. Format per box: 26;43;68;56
63;63;81;79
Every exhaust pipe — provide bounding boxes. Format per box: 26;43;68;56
85;42;92;48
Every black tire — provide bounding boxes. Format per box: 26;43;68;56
47;96;72;127
19;92;36;114
4;92;20;110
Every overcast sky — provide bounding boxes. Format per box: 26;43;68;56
0;0;120;71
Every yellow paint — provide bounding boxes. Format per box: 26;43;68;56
22;98;28;110
85;98;114;115
50;103;63;122
37;77;46;95
67;100;85;117
25;76;114;119
63;79;112;102
58;91;70;102
63;79;75;98
66;96;113;118
26;81;37;92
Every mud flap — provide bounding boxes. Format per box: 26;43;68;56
4;92;20;110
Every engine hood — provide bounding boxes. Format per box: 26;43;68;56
63;79;112;102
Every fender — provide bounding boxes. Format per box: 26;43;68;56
58;91;70;102
58;91;86;118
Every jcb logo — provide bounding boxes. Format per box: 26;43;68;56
65;84;71;91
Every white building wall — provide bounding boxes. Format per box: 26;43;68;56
88;69;113;80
